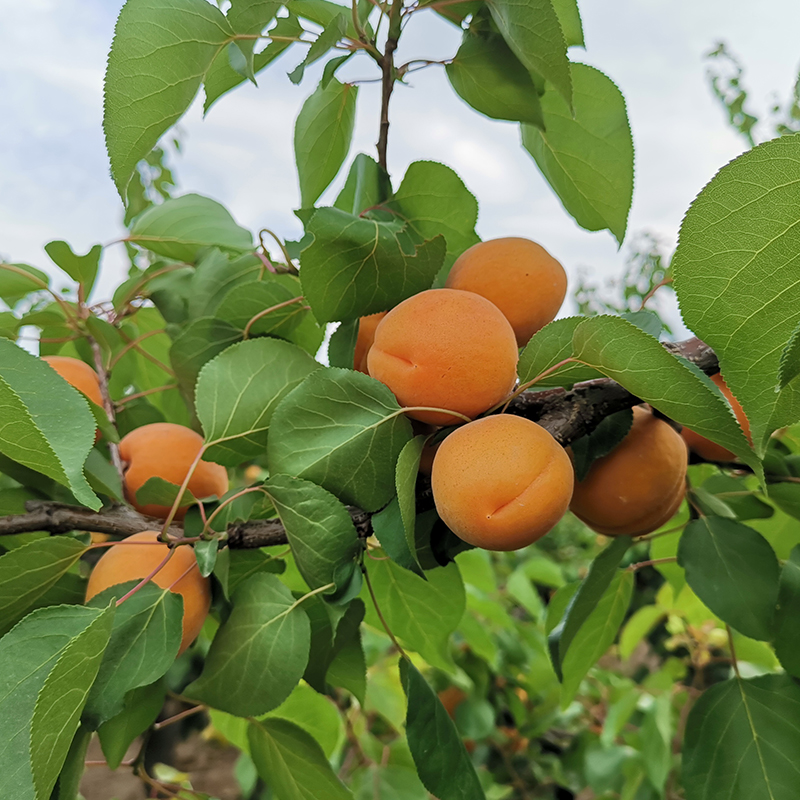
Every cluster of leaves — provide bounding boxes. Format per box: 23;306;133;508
1;0;800;799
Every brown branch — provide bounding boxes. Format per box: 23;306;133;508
376;0;403;179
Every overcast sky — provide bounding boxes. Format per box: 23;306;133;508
2;0;800;336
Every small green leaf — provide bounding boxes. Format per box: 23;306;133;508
522;63;633;243
328;320;359;369
774;545;800;677
196;337;319;466
683;674;800;800
265;475;361;596
185;574;310;717
129;193;253;262
248;717;353;800
678;517;779;640
551;0;584;47
193;538;218;577
135;475;197;507
400;660;486;800
267;369;412;511
396;435;426;568
288;12;346;85
44;241;102;296
294;79;358;207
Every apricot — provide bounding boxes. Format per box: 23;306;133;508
119;423;229;519
353;312;387;374
86;531;210;654
367;289;519;425
431;415;573;550
42;355;103;406
445;237;567;346
681;373;750;462
570;406;687;536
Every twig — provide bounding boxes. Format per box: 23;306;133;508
363;563;408;658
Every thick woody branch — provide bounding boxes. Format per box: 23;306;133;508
0;338;717;549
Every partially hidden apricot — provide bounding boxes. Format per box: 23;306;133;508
119;423;229;519
353;312;388;374
42;355;103;406
570;407;687;536
445;237;567;346
86;531;210;654
681;373;750;462
431;415;574;550
367;289;519;426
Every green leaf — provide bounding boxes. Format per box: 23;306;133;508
0;263;49;306
560;571;633;706
52;725;92;800
84;449;124;501
196;338;319;466
334;154;386;215
396;435;426;569
0;605;112;800
446;30;544;127
548;537;630;679
84;581;183;726
97;680;166;769
214;547;285;601
0;537;88;636
135;475;197;507
551;0;584;47
400;660;486;800
619;605;665;660
570;409;633;482
187;250;259;319
683;674;800;800
44;241;102;296
768;482;800;520
0;339;99;508
30;605;115;799
294;79;358;207
288;12;346;85
774;545;800;677
129;193;253;262
487;0;571;108
678;517;779;640
194;538;218;576
328;319;359;369
672;134;800;453
570;315;759;473
104;0;233;197
779;319;800;389
300;208;446;323
248;717;352;800
326;610;366;701
267;369;413;511
214;280;306;338
372;497;420;575
185;574;310;717
265;475;361;595
364;558;464;672
222;0;282;83
522;63;633;243
702;473;774;521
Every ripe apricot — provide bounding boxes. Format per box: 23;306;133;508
353;312;387;374
42;355;103;406
570;407;687;536
86;531;210;654
367;289;519;425
681;373;750;462
445;237;567;346
431;415;573;550
119;423;229;519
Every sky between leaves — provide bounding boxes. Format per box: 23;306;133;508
1;0;799;338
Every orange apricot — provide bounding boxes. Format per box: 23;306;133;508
431;415;574;550
42;355;103;406
86;531;210;654
680;373;750;462
445;237;567;346
119;423;229;519
570;406;688;537
353;312;388;374
367;289;519;425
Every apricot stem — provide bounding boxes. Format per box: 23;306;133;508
497;358;583;414
640;276;674;309
115;546;176;606
114;383;179;407
258;228;298;274
152;704;207;731
117;329;175;376
108;329;167;369
363;563;408;659
634;522;687;542
242;295;305;339
160;447;207;540
626;556;678;572
726;624;741;678
201;485;271;538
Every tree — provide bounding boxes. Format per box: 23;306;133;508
1;1;799;798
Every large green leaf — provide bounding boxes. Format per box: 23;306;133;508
0;537;88;636
128;193;253;262
299;208;446;323
773;545;800;676
84;581;183;726
213;280;306;338
0;605;112;800
672;134;800;452
678;517;779;641
187;250;261;319
185;574;310;717
295;79;358;207
522;63;633;243
267;369;413;511
0;339;98;508
265;475;361;596
213;547;285;600
400;660;485;800
487;0;571;108
683;674;800;800
196;338;319;466
248;717;352;800
364;558;464;672
104;0;234;196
